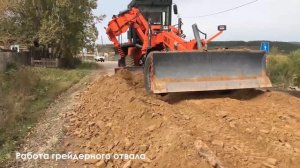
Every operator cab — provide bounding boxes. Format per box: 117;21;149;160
127;0;177;46
128;0;173;26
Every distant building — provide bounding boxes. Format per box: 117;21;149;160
10;45;20;52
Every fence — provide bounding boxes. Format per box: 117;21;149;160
0;51;31;72
0;47;59;72
31;58;59;68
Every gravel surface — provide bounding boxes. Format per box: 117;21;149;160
9;64;300;168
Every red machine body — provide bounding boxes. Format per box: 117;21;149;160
105;3;271;94
106;7;223;66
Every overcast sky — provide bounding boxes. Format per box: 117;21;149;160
93;0;300;44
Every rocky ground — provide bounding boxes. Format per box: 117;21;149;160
10;64;300;168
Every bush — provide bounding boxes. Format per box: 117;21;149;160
59;57;82;69
5;63;18;72
76;62;100;70
290;50;300;87
0;67;39;128
268;55;293;87
267;50;300;88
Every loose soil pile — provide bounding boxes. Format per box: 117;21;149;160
63;70;300;168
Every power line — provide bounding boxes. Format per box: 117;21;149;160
183;0;259;18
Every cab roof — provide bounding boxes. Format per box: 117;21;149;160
128;0;172;8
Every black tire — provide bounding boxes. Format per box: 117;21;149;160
144;54;154;94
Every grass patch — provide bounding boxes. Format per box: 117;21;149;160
76;61;101;70
0;64;94;163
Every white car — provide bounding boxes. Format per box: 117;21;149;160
95;56;105;62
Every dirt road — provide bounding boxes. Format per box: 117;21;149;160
11;61;116;168
13;62;300;168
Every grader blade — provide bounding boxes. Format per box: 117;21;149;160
144;50;272;94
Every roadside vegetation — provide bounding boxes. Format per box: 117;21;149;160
267;48;300;88
210;41;300;54
0;0;105;67
0;62;99;162
0;0;104;162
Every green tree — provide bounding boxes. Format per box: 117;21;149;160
0;0;104;67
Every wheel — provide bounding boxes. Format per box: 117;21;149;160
144;54;154;94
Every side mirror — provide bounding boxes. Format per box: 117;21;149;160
218;25;227;31
173;4;178;15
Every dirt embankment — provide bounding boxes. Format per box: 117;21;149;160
63;70;300;168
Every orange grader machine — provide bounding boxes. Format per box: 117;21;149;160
106;0;272;94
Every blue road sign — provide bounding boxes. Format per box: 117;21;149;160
260;42;270;53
